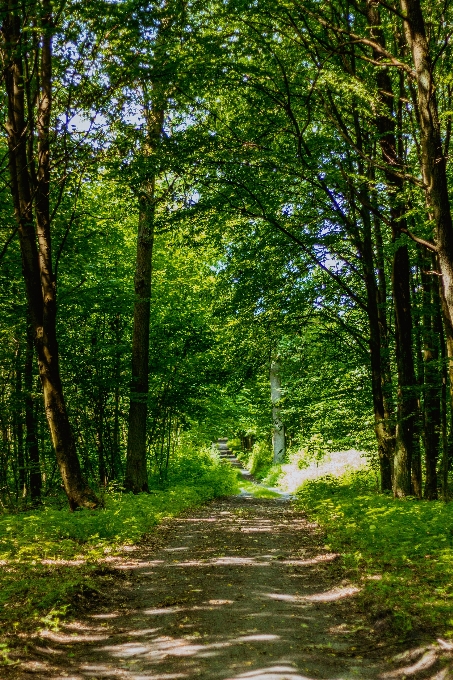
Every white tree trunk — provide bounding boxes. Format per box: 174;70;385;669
270;360;285;464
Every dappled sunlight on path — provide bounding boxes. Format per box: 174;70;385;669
10;498;452;680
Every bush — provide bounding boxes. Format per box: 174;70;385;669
228;438;243;453
152;444;239;496
293;433;334;469
261;464;283;487
296;470;453;635
248;441;273;478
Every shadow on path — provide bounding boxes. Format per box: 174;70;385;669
13;497;451;680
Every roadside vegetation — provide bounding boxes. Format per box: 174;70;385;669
0;450;237;646
297;471;453;638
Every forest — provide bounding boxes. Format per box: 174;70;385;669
2;0;453;676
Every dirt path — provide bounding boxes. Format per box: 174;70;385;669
11;497;449;679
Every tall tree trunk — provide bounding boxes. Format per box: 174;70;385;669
373;211;395;448
438;271;453;489
125;73;166;493
392;244;418;496
366;1;418;496
2;5;98;509
113;382;121;480
97;397;107;487
15;345;26;497
440;314;450;500
125;190;155;492
24;320;41;500
113;330;121;481
420;255;441;498
270;359;285;464
400;0;453;391
439;272;453;499
360;201;393;490
123;8;177;492
350;84;394;489
410;265;423;498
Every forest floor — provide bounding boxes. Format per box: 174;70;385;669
4;495;452;680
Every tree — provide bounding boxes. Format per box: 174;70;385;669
0;1;98;509
270;359;285;463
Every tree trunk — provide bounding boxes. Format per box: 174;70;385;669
420;255;441;498
410;265;423;499
125;78;166;492
392;244;418;497
2;5;98;509
270;359;285;464
15;345;26;497
366;1;418;496
113;340;121;481
349;64;394;490
373;211;396;456
439;273;453;500
113;382;121;480
360;201;393;490
400;0;453;374
97;396;107;487
125;191;155;492
24;320;41;501
400;0;453;486
440;315;450;500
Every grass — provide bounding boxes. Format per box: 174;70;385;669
296;470;453;637
0;458;238;650
238;476;283;498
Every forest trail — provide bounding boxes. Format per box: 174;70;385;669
10;497;445;680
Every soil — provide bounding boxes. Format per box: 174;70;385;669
6;496;452;679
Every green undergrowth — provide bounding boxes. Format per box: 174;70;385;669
0;457;237;646
238;475;282;498
236;441;274;479
296;470;453;637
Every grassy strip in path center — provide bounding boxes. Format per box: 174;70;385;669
238;475;283;498
296;470;453;639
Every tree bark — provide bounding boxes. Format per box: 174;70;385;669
360;201;393;490
410;265;423;498
112;315;122;480
439;273;453;499
15;345;26;497
125;95;165;492
24;320;41;500
440;310;450;500
420;254;441;498
400;0;453;395
97;395;107;487
366;1;418;496
125;192;155;492
1;3;98;509
270;359;285;464
348;56;394;489
392;243;418;497
373;210;396;463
